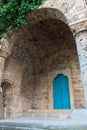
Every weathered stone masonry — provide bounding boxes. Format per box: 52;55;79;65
0;37;11;119
0;0;87;119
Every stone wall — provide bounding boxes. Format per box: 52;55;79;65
2;18;85;117
71;57;85;108
3;58;23;117
0;94;4;119
40;0;87;24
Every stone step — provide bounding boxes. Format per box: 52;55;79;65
22;109;87;120
22;110;71;119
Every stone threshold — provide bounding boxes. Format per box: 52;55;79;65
22;109;71;119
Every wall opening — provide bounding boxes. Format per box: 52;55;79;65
4;8;85;117
1;82;12;118
53;74;71;109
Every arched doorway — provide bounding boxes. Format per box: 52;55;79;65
3;7;85;117
53;74;71;109
1;82;12;118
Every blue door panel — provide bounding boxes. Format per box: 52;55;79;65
53;74;71;109
54;76;62;109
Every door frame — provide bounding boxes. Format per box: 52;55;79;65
48;68;74;110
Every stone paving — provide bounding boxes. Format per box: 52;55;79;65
0;117;87;130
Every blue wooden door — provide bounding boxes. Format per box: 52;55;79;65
53;74;71;109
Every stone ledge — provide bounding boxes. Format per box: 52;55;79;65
21;109;72;119
21;109;87;120
71;109;87;119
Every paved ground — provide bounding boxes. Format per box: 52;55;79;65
0;117;87;130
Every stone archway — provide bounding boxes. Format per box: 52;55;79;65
3;8;85;117
1;81;12;118
10;8;68;43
